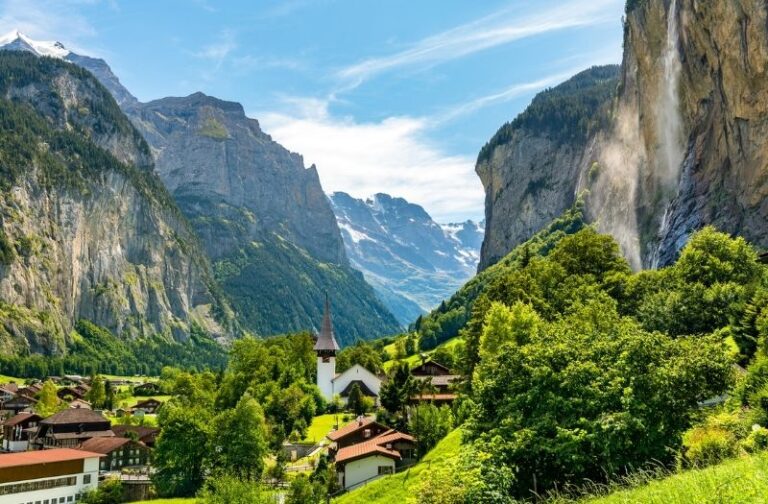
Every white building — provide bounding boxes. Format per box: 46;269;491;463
334;430;416;489
0;448;102;503
314;298;382;405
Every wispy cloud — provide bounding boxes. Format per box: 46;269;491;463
194;29;236;62
259;101;483;222
336;0;620;90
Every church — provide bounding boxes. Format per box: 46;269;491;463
314;298;382;405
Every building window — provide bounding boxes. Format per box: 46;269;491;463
377;466;393;475
83;474;91;485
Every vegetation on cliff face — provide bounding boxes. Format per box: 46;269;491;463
0;51;233;357
477;65;619;164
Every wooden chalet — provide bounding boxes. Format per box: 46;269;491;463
79;436;151;472
327;417;390;450
2;412;42;452
33;408;114;449
130;398;163;414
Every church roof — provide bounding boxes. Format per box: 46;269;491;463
339;379;378;397
313;296;340;352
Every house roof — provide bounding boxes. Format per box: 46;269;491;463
334;443;401;464
79;436;131;454
327;416;378;442
313;296;340;352
339;380;378;397
0;383;18;394
2;412;41;427
0;448;103;468
410;361;451;375
132;398;162;408
111;425;159;442
41;408;108;425
68;399;92;409
51;430;114;441
334;430;415;465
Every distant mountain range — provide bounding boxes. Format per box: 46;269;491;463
0;30;402;348
329;192;483;324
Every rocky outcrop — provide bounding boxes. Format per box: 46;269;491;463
330;192;482;324
0;52;233;354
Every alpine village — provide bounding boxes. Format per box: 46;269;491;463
3;0;768;503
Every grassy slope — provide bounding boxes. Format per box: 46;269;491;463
302;413;354;444
382;336;461;372
334;428;463;504
581;453;768;504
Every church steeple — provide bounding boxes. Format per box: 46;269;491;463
314;295;340;354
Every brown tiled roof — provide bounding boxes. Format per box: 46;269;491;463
2;412;41;427
111;425;159;442
131;398;162;409
68;399;92;409
334;430;415;464
334;443;401;464
0;383;18;394
41;408;108;425
0;448;103;468
410;361;451;375
79;437;131;454
327;417;378;442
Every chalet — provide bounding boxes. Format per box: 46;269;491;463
133;382;161;395
0;383;18;405
327;417;390;450
0;448;101;502
57;386;86;401
112;425;160;448
131;398;163;414
74;383;91;398
410;360;459;405
315;298;382;404
79;436;151;472
33;408;114;449
3;394;37;416
334;430;416;489
2;412;42;452
16;382;42;399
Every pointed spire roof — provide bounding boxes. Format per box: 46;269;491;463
314;295;340;352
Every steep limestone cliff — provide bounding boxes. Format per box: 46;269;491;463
0;52;233;354
128;94;401;343
477;66;619;270
479;0;768;270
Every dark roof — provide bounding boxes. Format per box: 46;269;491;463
339;380;377;397
3;412;41;427
79;437;131;454
327;417;386;442
132;398;162;408
41;408;109;425
313;296;340;352
111;425;159;443
410;361;452;375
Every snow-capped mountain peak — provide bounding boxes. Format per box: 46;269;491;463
0;30;70;58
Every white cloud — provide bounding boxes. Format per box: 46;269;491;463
336;0;621;90
194;29;236;62
259;103;483;222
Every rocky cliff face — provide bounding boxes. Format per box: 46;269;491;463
330;192;482;325
477;66;619;270
0;52;232;354
128;94;400;342
480;0;768;269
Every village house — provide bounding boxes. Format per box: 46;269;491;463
0;448;101;502
57;386;87;401
130;398;163;414
68;398;92;410
79;437;151;472
327;417;391;450
315;298;382;405
410;360;459;405
2;394;37;416
1;412;42;452
0;383;17;405
111;425;160;448
333;429;416;490
33;408;114;449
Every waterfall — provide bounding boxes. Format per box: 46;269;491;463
650;0;685;268
657;0;684;187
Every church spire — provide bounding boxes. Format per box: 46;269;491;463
314;294;340;352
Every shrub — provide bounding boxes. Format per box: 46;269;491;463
681;426;740;468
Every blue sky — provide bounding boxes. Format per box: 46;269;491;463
0;0;625;222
